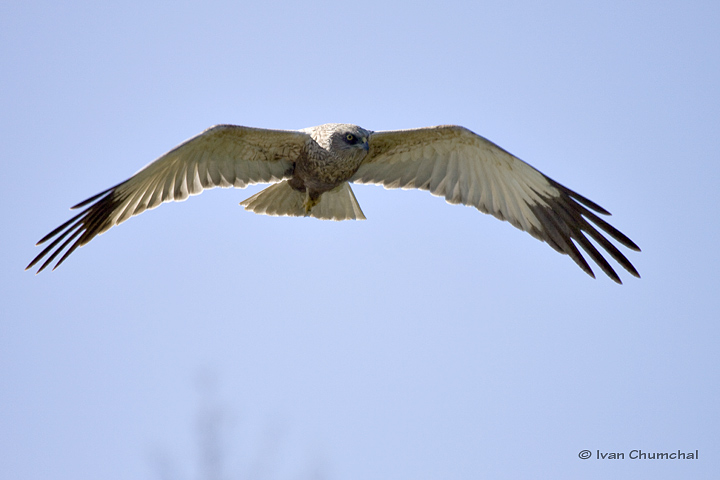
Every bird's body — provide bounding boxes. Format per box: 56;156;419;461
27;122;641;283
288;124;371;212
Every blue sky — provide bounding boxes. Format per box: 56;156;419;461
2;1;719;479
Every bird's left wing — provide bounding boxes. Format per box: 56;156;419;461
351;125;640;283
27;125;308;273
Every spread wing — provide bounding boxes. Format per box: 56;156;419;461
27;125;308;273
352;125;640;283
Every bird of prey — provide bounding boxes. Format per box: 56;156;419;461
27;123;640;282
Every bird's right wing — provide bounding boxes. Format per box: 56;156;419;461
352;125;640;283
27;125;308;273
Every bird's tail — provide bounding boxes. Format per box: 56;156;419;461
240;181;366;221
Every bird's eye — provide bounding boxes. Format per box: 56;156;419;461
345;133;355;143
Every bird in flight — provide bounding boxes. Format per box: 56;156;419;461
27;123;640;282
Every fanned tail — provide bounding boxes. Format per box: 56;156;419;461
240;181;366;220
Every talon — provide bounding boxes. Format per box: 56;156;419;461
303;195;320;216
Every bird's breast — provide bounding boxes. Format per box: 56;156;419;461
293;148;364;193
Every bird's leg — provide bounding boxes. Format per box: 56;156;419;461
303;191;321;216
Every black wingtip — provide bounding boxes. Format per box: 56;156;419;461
529;178;639;283
28;186;121;274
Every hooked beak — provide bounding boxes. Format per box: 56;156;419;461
361;136;369;152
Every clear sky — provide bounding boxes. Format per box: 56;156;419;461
2;1;719;479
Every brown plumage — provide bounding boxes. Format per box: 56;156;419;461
27;123;640;282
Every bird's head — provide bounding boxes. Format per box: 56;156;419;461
328;124;370;155
304;123;370;155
